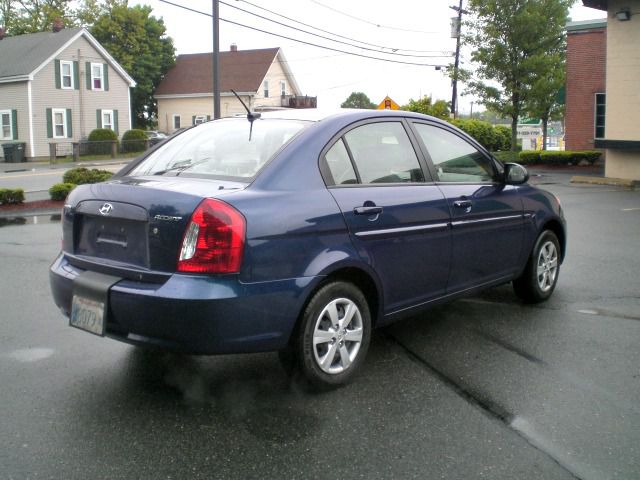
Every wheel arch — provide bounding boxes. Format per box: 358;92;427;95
541;219;566;263
287;265;383;348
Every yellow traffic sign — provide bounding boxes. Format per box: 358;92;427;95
377;96;400;110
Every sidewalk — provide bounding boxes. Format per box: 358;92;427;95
0;157;132;174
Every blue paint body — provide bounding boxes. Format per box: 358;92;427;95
50;110;566;354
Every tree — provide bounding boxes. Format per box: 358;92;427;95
4;0;72;34
90;4;175;127
464;0;572;150
401;96;450;120
525;54;565;150
341;92;376;109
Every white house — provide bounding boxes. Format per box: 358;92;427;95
0;26;136;161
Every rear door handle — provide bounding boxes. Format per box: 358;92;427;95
354;206;383;215
453;199;473;209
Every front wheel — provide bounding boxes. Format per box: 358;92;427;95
513;230;561;303
294;281;372;389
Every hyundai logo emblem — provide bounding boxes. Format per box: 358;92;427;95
99;203;114;216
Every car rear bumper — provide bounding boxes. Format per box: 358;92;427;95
49;254;316;354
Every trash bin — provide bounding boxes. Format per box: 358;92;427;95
2;142;26;163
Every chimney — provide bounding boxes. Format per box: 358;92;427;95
230;43;237;52
52;17;64;33
0;27;6;40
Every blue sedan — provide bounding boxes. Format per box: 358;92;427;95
50;109;566;388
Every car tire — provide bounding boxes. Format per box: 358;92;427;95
294;281;371;389
513;230;561;303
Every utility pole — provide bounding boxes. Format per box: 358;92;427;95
212;0;220;119
450;0;468;119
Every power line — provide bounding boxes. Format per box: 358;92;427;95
236;0;448;54
220;0;450;59
158;0;446;67
221;0;449;58
308;0;442;34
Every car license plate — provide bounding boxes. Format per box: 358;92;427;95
70;294;106;336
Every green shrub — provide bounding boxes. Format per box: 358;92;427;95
572;151;602;164
494;125;512;151
87;128;118;155
539;151;573;165
49;183;76;201
88;128;118;142
518;150;602;165
121;129;148;153
519;151;540;164
0;188;25;204
62;167;113;185
450;119;509;151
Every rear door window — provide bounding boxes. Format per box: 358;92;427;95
324;122;425;185
346;122;425;184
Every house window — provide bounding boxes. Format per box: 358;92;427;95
263;80;269;98
594;93;606;139
91;63;104;90
280;81;286;96
173;115;181;130
102;110;114;130
61;61;73;89
52;108;67;138
0;110;12;140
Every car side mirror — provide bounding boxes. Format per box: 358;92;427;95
504;163;529;185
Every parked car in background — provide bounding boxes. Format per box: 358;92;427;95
49;109;566;389
146;130;167;146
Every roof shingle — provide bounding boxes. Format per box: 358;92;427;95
155;48;280;95
0;27;82;79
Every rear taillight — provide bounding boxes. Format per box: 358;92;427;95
177;198;245;274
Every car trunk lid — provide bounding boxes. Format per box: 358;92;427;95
63;176;246;274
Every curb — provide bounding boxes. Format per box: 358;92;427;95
0;208;62;219
570;175;638;189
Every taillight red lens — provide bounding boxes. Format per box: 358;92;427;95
177;198;245;274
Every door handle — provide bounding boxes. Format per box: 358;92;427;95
354;206;383;215
453;199;473;209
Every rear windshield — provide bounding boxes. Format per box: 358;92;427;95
128;118;308;180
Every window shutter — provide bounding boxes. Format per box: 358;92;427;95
11;110;18;140
66;109;73;138
96;109;102;129
114;110;119;135
55;60;61;89
46;108;53;138
103;63;109;91
86;62;91;90
73;61;79;90
192;116;196;126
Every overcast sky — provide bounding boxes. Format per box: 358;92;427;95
134;0;606;113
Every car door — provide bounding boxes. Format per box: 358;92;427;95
411;122;524;293
321;119;451;314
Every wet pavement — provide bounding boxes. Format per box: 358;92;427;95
1;176;639;479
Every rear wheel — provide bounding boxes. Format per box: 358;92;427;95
513;230;561;303
294;281;371;389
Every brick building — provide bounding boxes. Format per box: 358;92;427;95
565;20;607;151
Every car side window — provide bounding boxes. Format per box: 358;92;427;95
325;139;358;185
343;122;425;184
413;123;495;183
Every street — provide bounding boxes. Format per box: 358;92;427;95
0;162;127;201
1;173;639;479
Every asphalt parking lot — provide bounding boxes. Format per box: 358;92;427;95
1;171;638;479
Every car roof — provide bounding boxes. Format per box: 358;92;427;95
257;108;444;125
